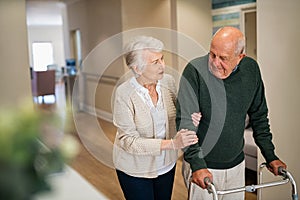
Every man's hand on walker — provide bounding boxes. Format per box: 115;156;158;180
192;168;213;189
268;159;287;176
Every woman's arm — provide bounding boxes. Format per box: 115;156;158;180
161;129;198;150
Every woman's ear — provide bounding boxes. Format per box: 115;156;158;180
132;66;142;75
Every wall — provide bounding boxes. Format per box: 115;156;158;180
176;0;212;73
66;0;88;59
0;0;32;107
211;2;256;34
177;0;212;51
65;0;212;121
67;0;122;59
27;25;65;69
122;0;171;30
66;0;123;117
257;0;300;199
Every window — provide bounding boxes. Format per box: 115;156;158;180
32;42;54;71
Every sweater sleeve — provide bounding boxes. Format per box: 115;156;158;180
248;68;279;164
176;62;207;171
176;63;200;132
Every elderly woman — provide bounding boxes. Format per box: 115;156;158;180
112;36;200;200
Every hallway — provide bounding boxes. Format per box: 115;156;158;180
35;82;257;200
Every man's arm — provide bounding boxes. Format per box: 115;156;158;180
176;62;207;171
248;66;286;174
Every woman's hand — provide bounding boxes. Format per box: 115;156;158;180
172;129;198;149
191;112;202;127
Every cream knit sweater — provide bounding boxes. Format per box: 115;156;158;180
113;74;178;178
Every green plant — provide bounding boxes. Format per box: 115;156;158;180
0;101;78;200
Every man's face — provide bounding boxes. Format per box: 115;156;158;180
208;40;242;79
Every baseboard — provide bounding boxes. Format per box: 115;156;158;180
80;103;113;123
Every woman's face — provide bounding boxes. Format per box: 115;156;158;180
137;50;165;84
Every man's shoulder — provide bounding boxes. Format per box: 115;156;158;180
181;55;209;80
240;56;259;68
189;54;209;68
238;56;262;86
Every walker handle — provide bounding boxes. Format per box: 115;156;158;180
204;177;212;191
204;177;218;200
278;166;287;177
260;163;298;200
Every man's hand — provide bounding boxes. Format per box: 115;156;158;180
192;169;213;189
268;159;287;176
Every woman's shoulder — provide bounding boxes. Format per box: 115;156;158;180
161;74;175;84
115;79;134;97
160;74;177;95
161;74;175;87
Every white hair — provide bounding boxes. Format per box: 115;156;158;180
123;36;164;77
235;36;245;55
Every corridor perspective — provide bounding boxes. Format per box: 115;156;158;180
1;1;299;200
35;82;257;200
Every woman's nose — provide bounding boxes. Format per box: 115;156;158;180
159;59;165;67
159;58;165;65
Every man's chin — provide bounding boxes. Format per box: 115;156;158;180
212;72;229;79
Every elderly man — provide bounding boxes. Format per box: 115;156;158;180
176;26;286;199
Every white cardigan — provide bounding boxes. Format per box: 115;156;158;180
112;74;178;178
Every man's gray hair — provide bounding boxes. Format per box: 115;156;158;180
123;36;164;77
235;36;245;56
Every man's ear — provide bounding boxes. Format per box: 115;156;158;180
238;53;246;63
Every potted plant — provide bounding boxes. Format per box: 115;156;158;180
0;101;79;200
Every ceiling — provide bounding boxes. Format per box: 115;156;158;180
26;1;64;26
26;0;255;26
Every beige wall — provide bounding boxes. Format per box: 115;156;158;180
177;0;212;51
66;0;212;119
121;0;174;70
0;0;32;107
176;0;212;74
122;0;172;30
257;0;300;199
27;25;65;68
67;0;122;59
66;0;123;113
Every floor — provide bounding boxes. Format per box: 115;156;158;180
35;82;257;200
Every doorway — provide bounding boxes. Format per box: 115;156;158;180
241;9;257;60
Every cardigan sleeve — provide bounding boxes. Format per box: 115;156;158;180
113;83;162;156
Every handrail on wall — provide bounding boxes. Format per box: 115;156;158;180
81;72;119;85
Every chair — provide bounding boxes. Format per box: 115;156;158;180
31;70;56;103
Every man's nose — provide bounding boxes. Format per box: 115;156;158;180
212;57;221;66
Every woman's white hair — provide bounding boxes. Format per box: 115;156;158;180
123;36;164;77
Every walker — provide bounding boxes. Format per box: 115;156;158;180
188;163;298;200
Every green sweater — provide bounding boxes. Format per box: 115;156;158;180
176;54;279;172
